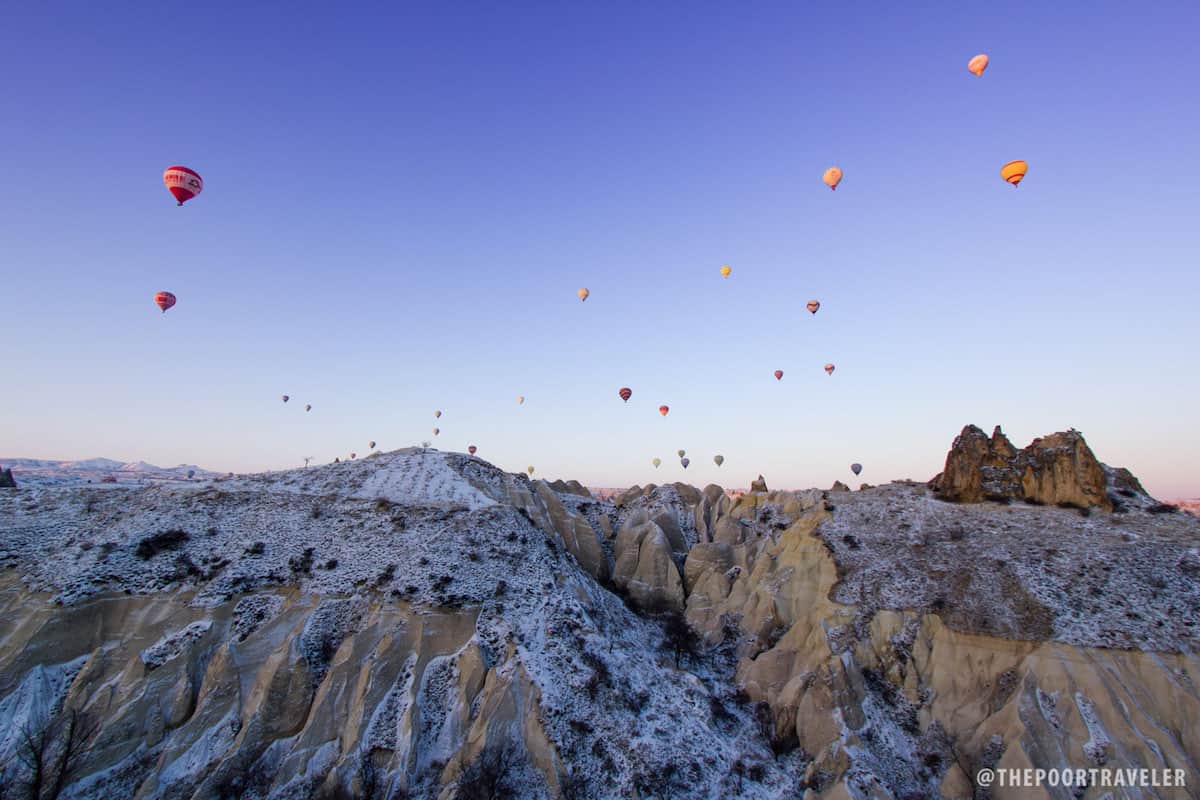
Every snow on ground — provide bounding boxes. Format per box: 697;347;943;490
0;449;808;798
817;482;1200;652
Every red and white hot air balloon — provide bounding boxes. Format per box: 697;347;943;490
154;291;176;314
163;166;203;206
658;405;669;417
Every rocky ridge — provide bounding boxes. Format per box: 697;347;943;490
0;433;1197;799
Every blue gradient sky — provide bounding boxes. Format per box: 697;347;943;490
3;1;1198;497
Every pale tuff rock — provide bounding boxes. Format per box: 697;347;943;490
0;436;1198;799
830;481;851;492
750;474;769;493
930;425;1134;510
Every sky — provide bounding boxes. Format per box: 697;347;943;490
2;1;1198;498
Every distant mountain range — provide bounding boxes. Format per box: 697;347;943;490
0;457;219;485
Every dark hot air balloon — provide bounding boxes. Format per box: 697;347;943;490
154;291;176;313
851;463;863;476
618;387;632;403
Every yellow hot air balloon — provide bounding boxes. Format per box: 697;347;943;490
967;54;989;77
517;395;525;405
652;458;661;468
823;166;843;191
578;288;589;302
1000;160;1027;187
527;466;535;475
720;265;732;279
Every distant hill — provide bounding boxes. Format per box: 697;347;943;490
0;457;218;486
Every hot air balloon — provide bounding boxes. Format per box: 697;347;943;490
823;166;843;191
369;441;376;449
163;166;203;206
774;370;783;381
518;396;525;405
578;288;590;302
527;466;535;475
435;410;442;418
468;445;477;455
714;455;724;467
281;395;290;403
350;453;357;460
1000;160;1027;187
677;449;686;458
851;463;863;476
720;265;732;279
967;53;989;77
681;458;690;469
652;458;661;468
824;363;835;376
433;427;440;436
659;405;669;417
619;387;632;403
305;404;312;412
154;291;176;314
806;300;820;315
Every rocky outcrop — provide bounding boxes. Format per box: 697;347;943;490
0;467;14;489
749;474;768;493
612;519;685;613
931;425;1118;510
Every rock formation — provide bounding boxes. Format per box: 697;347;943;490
930;425;1131;510
0;436;1196;799
0;467;15;488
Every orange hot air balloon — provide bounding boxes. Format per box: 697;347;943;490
658;405;669;417
618;387;632;403
578;288;590;302
774;370;783;381
967;54;989;77
1000;160;1027;186
163;166;203;206
824;363;835;376
720;265;732;279
823;166;843;191
154;291;176;314
806;300;820;315
468;445;477;455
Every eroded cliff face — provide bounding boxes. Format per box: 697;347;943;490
1;438;1198;799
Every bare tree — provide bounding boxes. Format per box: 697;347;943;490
8;708;99;800
454;740;524;800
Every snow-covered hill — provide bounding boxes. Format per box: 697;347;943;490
0;443;1197;799
0;456;218;487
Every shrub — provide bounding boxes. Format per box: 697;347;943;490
135;529;189;559
288;547;315;576
245;541;265;556
325;558;339;570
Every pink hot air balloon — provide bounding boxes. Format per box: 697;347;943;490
468;445;477;455
774;370;783;381
824;363;835;376
806;300;820;315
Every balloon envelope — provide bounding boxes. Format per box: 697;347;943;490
468;445;477;455
714;455;724;467
369;441;376;449
774;370;783;381
659;405;669;416
154;291;176;314
720;265;732;279
163;166;203;206
435;410;442;418
517;396;525;405
577;288;589;302
822;166;842;191
433;428;440;436
527;466;535;475
967;53;989;76
652;458;661;468
677;449;686;458
851;463;863;476
680;458;690;468
1000;160;1027;186
619;387;632;403
806;300;820;314
824;363;835;375
281;395;289;403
